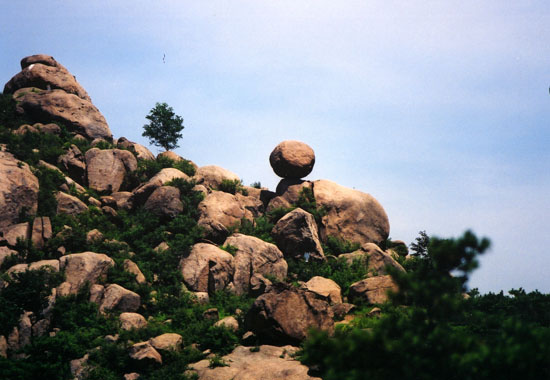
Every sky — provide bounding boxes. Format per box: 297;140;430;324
1;1;549;293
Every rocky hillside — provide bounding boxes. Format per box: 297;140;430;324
0;55;411;379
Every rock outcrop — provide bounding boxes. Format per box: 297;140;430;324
179;243;234;293
143;186;183;218
224;233;287;295
99;284;141;313
58;252;115;295
85;148;137;193
348;275;398;304
189;345;321;380
340;242;405;276
194;165;240;190
245;285;334;345
0;150;39;231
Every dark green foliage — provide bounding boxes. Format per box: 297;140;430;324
0;269;64;336
142;102;184;151
0;93;32;129
238;217;275;243
322;235;360;256
35;166;66;217
250;181;261;189
294;187;326;224
410;230;429;257
208;354;228;368
217;179;248;195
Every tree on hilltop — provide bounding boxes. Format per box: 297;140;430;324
142;102;184;151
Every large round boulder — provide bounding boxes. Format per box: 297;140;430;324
179;243;234;293
313;179;390;246
85;148;137;193
269;140;315;179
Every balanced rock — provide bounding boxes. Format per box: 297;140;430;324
271;208;325;261
313;179;390;246
179;243;234;293
85;148;137;193
245;284;334;345
269;140;315;179
13;88;112;140
348;275;398;304
188;345;321;380
4;54;91;101
223;233;287;295
0;150;39;231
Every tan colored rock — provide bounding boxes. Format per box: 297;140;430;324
157;150;184;162
4;55;91;100
123;259;147;284
13;87;112;140
339;243;405;277
197;191;247;243
266;179;312;213
194;165;240;190
313;179;390;246
21;54;60;69
85;148;137;193
332;302;356;320
56;191;88;215
13;122;60;136
111;191;133;210
154;242;170;253
120;312;148;331
99;284;141;313
223;234;287;295
118;137;155;161
269;140;315;179
245;285;334;344
58;144;86;185
32;318;50;338
235;192;264;219
0;335;7;358
28;259;59;272
179;243;234;293
348;275;398;304
130;168;189;206
100;195;117;208
18;311;32;348
58;252;115;294
144;186;183;218
149;333;183;351
0;247;18;267
304;276;342;304
86;228;104;244
124;373;141;380
193;292;210;305
3;222;30;246
189;345;321;380
129;341;162;365
272;208;325;261
89;284;105;304
0;150;39;230
70;353;90;380
31;216;52;249
7;326;19;352
214;316;239;332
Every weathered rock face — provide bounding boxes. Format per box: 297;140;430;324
313;179;390;246
197;191;247;244
130;168;189;206
31;216;52;249
3;222;31;247
56;192;88;216
266;179;312;213
99;284;141;313
193;165;240;190
179;243;234;293
0;247;18;267
339;243;405;277
269;140;315;179
157;150;184;162
129;341;162;365
122;259;147;285
144;186;183;218
13;88;112;140
85;148;137;193
245;285;334;345
58;144;86;185
58;252;115;294
149;333;183;352
271;208;325;261
189;345;321;380
348;275;398;304
303;276;342;304
0;150;39;231
4;55;91;101
120;312;148;331
117;137;155;161
214;316;239;332
223;234;287;295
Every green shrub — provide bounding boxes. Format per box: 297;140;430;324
218;179;248;195
323;235;360;256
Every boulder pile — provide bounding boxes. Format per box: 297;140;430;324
0;55;407;377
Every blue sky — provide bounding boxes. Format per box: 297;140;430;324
2;1;549;293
